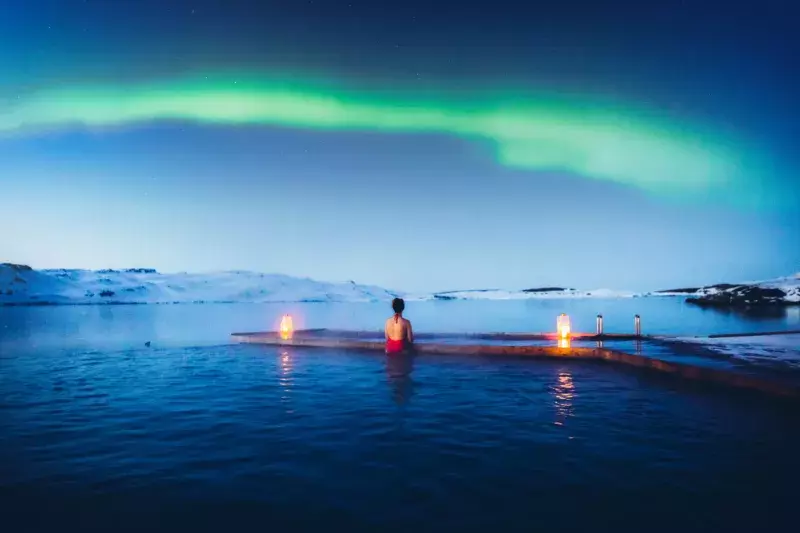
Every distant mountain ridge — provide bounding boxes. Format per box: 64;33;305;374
0;264;398;305
2;263;797;307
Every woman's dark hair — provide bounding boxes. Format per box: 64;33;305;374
391;298;405;314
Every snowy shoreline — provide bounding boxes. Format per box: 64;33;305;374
1;263;798;307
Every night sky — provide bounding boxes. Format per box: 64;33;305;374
1;0;798;292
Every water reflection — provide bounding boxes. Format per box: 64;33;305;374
696;305;792;321
787;306;799;326
552;371;575;427
3;299;798;352
278;350;294;412
385;354;415;405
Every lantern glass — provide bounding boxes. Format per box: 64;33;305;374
279;314;294;340
557;314;571;339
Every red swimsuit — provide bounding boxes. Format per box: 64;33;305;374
385;314;406;354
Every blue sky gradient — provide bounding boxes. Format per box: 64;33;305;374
1;0;798;292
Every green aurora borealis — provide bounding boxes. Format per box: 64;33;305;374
0;75;785;208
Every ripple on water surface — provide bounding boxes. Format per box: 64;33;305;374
1;340;799;531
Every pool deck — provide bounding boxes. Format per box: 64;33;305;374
231;329;800;399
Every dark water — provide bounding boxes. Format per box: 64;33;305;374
1;300;799;532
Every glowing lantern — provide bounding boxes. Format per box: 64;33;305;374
279;314;294;340
558;337;571;349
557;313;571;339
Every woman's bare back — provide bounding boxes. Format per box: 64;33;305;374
385;316;413;342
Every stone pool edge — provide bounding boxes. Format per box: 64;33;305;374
232;330;800;400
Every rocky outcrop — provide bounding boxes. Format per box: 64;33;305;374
521;287;575;293
0;263;33;272
686;277;799;308
654;287;700;294
433;294;457;300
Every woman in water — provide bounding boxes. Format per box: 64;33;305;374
385;298;414;354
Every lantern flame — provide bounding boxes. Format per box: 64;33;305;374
557;313;571;340
279;314;294;340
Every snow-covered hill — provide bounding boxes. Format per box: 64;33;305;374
0;264;399;305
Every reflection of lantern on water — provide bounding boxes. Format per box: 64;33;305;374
557;313;571;339
280;351;292;374
279;351;294;412
279;314;294;340
553;371;575;425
